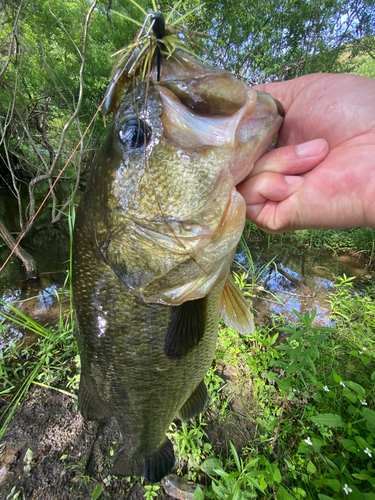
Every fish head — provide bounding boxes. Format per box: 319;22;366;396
92;52;283;305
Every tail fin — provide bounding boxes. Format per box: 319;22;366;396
110;438;175;483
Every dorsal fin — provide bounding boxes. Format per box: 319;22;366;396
220;274;254;335
164;297;206;359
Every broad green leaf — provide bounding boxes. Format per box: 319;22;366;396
371;371;375;381
310;413;344;427
200;458;223;475
318;495;334;500
306;460;317;474
312;438;322;453
342;387;357;403
320;478;340;492
352;473;373;481
355;435;371;449
273;467;282;484
314;327;336;334
344;381;365;396
91;483;103;500
297;442;309;454
360;355;372;366
270;333;279;346
333;373;342;383
193;485;204;500
362;408;375;427
277;485;294;500
340;439;357;452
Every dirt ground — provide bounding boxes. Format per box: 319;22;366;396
0;387;136;499
0;365;254;500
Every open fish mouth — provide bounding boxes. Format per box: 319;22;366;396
156;53;284;185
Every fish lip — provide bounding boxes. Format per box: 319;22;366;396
256;90;285;117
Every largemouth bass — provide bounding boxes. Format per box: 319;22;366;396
72;51;283;482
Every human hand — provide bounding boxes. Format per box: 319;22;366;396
237;73;375;232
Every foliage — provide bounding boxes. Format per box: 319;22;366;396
0;298;79;439
177;0;375;82
143;484;160;500
174;279;375;499
244;221;375;259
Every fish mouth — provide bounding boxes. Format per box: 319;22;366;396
155;58;283;185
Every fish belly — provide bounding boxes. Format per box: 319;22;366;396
73;239;225;481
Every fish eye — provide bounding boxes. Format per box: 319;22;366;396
118;118;151;148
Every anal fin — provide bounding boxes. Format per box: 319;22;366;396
111;438;175;483
164;297;206;359
178;380;208;421
220;274;254;335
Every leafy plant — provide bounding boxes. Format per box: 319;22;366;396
143;484;160;500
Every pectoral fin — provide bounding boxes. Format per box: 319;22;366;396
220;274;254;335
164;297;206;359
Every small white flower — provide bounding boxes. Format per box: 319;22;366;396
304;437;313;446
360;400;368;405
359;351;362;355
364;447;372;458
340;381;346;387
343;484;352;495
363;347;367;351
323;386;329;392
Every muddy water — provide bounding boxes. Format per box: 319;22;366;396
234;241;369;328
0;232;70;349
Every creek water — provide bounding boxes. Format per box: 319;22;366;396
0;229;370;349
234;241;369;328
0;201;70;349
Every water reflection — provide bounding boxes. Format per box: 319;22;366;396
234;242;368;327
0;280;70;349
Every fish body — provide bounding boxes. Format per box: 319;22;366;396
73;52;283;482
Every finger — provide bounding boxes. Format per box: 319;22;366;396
250;138;329;178
237;171;305;234
237;171;304;206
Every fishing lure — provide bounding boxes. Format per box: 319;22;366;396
102;2;208;125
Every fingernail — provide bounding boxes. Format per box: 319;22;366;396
284;175;304;187
296;139;326;158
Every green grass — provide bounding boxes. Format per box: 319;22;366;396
0;298;79;439
244;221;375;259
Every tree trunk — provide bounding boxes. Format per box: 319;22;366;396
0;219;38;278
